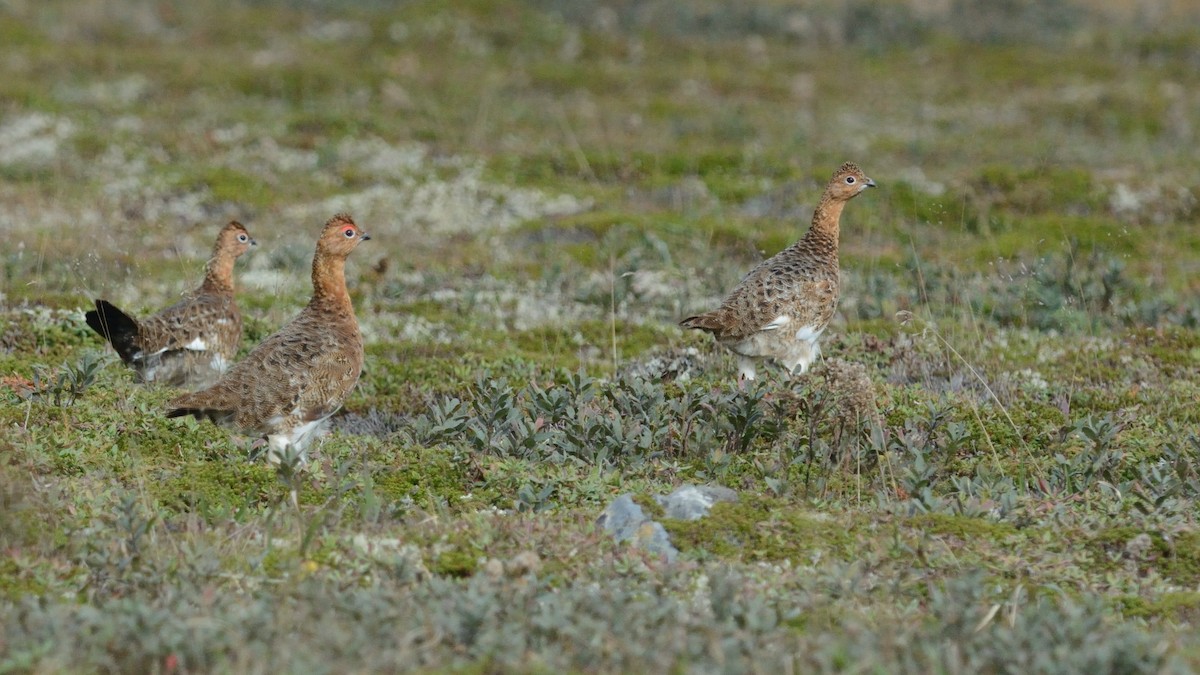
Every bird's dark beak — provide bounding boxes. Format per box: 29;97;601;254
250;239;258;246
866;178;877;188
361;233;371;241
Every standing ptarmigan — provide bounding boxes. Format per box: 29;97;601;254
680;162;875;381
165;214;369;462
85;221;257;389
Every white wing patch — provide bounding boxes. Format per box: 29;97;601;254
183;337;208;351
794;324;824;343
761;315;791;331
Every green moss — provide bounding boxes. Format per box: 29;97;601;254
181;165;276;207
972;165;1100;216
783;604;843;634
0;164;58;185
150;461;280;515
1087;525;1144;565
71;131;109;161
840;319;901;339
372;447;477;507
0;311;96;361
515;211;664;269
0;15;44;46
907;513;1017;541
1085;528;1200;586
890;181;962;227
430;547;479;578
109;415;224;464
260;547;298;578
630;493;666;520
0;557;47;601
389;299;460;325
662;495;853;561
979;399;1068;454
1117;592;1200;622
505;320;672;370
1129;327;1200;377
701;173;768;204
1160;532;1200;588
975;215;1137;262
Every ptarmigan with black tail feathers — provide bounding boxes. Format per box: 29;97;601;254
85;221;256;389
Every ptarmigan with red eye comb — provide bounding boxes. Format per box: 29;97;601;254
166;214;370;463
681;162;875;382
85;221;256;389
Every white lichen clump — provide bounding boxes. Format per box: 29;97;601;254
0;113;75;167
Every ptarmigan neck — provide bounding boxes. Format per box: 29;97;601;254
801;195;845;255
310;252;352;311
200;253;236;294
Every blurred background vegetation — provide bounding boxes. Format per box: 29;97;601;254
2;0;1200;671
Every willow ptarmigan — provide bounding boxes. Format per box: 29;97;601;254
166;214;369;463
85;221;257;389
680;162;875;382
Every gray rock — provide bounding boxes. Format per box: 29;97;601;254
597;494;678;562
655;484;738;521
597;494;647;540
599;485;738;562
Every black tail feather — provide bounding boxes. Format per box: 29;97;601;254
679;312;722;333
165;406;235;426
85;299;141;363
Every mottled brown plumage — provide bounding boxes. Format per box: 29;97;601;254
85;221;256;389
681;162;875;381
166;214;370;462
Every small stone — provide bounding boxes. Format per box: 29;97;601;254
655;484;738;521
632;520;677;563
598;493;678;562
597;494;649;541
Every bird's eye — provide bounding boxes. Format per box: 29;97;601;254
343;227;356;238
845;176;856;184
237;234;248;242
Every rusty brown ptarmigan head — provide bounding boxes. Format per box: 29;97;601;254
165;214;370;463
85;221;257;389
680;162;875;382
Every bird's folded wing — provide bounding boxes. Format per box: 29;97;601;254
138;294;235;355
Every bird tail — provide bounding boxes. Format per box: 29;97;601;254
165;384;237;420
165;392;236;425
85;300;141;363
164;405;197;420
679;311;726;334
